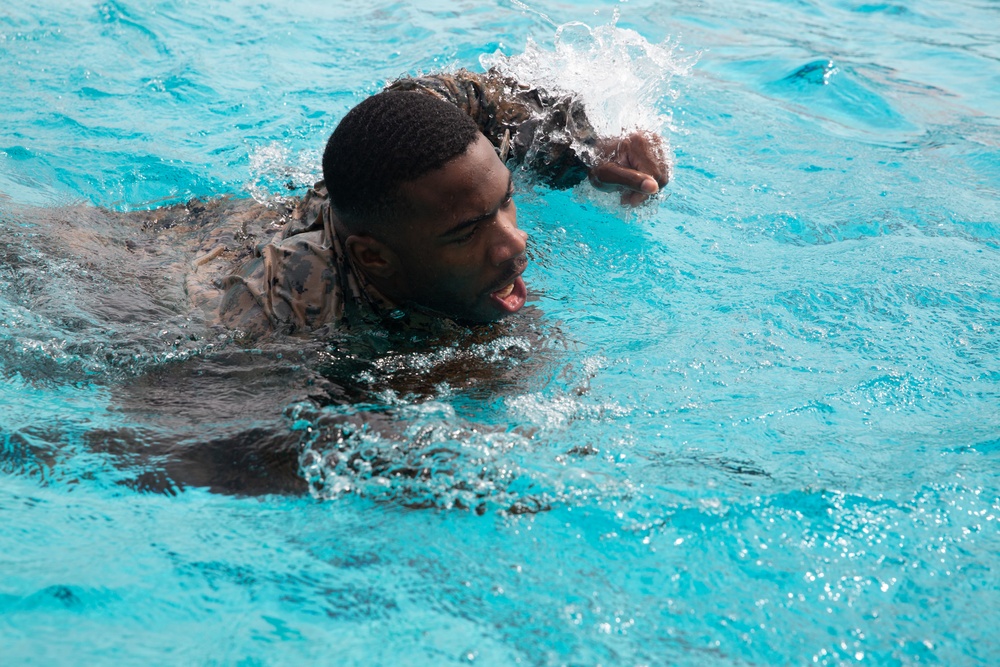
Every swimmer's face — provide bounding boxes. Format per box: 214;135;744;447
380;133;528;323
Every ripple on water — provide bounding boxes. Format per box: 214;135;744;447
772;59;917;136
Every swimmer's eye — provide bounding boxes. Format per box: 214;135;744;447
449;185;514;245
502;185;515;207
452;226;478;244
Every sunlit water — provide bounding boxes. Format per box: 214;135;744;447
2;0;998;664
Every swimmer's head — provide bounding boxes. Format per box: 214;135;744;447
322;90;528;324
323;90;480;232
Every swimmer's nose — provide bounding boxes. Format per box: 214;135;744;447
489;206;527;267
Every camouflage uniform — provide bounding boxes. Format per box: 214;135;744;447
218;69;599;335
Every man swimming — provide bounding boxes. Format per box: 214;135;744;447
12;68;669;497
215;69;668;336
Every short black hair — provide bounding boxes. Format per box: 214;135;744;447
322;90;480;231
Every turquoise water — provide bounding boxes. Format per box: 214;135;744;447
2;0;999;664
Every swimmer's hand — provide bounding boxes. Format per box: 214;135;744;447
589;132;669;206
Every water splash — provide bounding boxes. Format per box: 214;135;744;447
293;400;541;512
239;16;693;202
245;142;321;203
481;11;695;138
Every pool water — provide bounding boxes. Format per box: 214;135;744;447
2;0;998;664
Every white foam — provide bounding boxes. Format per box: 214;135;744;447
481;11;696;139
244;141;321;204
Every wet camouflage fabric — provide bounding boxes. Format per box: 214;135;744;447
218;69;600;335
217;183;396;335
387;68;599;189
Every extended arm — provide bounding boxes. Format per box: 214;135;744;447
387;69;668;204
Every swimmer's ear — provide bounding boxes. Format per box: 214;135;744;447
346;234;399;278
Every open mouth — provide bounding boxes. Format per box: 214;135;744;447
489;275;527;314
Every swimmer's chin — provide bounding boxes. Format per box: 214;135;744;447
403;280;528;325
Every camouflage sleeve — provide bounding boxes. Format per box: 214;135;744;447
218;232;341;335
218;257;273;336
217;185;341;335
386;68;600;190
